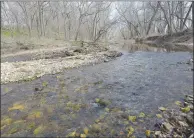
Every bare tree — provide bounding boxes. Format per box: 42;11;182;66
1;1;192;40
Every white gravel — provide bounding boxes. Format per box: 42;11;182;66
1;51;113;84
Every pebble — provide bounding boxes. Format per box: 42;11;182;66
185;114;193;125
178;121;188;127
189;133;194;138
104;59;109;62
154;131;161;136
162;122;173;131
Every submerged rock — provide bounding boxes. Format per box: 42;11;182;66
154;131;161;136
74;49;83;53
186;58;193;65
104;59;109;62
95;98;110;107
162;122;173;132
185;113;193;125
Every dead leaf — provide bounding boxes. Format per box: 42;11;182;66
128;116;136;122
145;130;151;137
158;107;166;111
181;106;190;113
83;127;88;135
156;114;162;118
139;112;145;118
8;103;25;111
80;134;86;138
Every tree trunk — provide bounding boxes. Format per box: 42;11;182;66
146;2;159;35
183;3;192;28
179;1;184;30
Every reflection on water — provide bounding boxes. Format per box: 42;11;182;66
122;43;167;52
1;51;193;137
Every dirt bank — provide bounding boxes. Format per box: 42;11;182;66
135;29;193;52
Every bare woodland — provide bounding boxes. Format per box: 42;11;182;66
1;1;193;41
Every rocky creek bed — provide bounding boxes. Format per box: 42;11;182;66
1;40;122;84
1;50;193;137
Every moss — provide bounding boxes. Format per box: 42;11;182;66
60;115;68;121
42;81;48;87
111;107;122;113
83;127;89;135
33;125;45;135
8;127;18;134
80;133;87;138
181;106;190;113
66;131;78;137
40;98;46;105
128;116;137;122
8;103;25;111
23;76;39;82
66;102;82;112
138;112;145;118
95;98;110;107
1;125;7;130
91;124;101;133
156;114;163;118
27;111;43;120
74;84;89;93
105;108;110;112
27;122;35;130
127;126;134;137
1;117;13;126
158;107;167;111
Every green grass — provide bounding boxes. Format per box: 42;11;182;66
1;28;27;37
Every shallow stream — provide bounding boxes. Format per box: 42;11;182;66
1;48;193;137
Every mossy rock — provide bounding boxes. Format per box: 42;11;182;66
95;98;110;107
27;111;43;120
33;125;45;135
91;124;101;133
66;102;82;112
1;117;13;126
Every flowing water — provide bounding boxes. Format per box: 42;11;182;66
1;49;193;137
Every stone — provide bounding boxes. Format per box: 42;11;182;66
116;52;123;57
189;134;194;138
120;113;128;120
178;121;188;127
159;107;167;111
185;95;193;103
104;59;109;62
91;124;101;133
65;51;74;56
188;105;193;110
155;131;161;136
162;122;173;131
74;49;82;53
186;59;193;64
185;114;193;125
184;102;189;106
